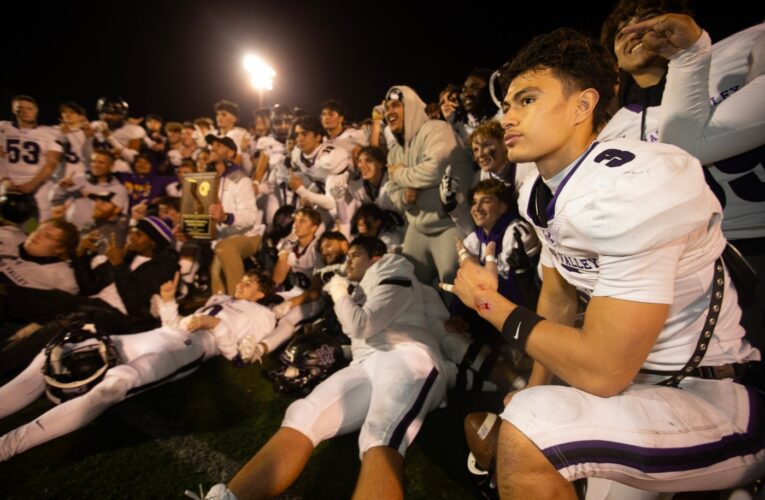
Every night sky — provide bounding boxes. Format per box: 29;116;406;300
2;1;763;125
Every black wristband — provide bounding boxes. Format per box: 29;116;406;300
501;306;544;352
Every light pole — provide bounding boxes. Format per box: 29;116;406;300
243;54;276;108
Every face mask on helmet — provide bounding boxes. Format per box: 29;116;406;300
268;333;347;394
42;322;122;404
97;97;129;130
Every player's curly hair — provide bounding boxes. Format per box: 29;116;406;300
469;120;504;148
498;28;617;131
600;0;692;57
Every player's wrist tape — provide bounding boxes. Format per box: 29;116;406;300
458;249;469;263
501;306;544;351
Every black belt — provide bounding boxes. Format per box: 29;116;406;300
640;363;748;381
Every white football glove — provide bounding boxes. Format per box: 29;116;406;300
272;301;292;319
439;166;459;213
237;335;265;364
329;184;347;200
323;274;350;303
276;233;298;253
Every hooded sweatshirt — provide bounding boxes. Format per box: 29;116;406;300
385;86;472;235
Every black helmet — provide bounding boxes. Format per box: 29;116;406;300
43;321;122;404
96;96;129;117
268;333;347;394
0;191;37;224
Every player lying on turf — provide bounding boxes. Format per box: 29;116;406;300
0;270;278;461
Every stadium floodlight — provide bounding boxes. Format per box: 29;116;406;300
243;53;275;106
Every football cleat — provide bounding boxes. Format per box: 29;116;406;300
184;483;238;500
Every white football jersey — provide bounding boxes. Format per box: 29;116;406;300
325;127;368;153
0;122;63;183
218;127;251;157
334;171;399;236
463;218;538;280
337;254;439;364
90;121;146;146
291;143;351;185
255;135;287;167
54;127;88;178
0;226;78;293
286;237;320;290
518;139;756;370
160;294;276;360
599;24;765;240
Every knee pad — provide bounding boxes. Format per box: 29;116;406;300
282;398;321;446
88;374;131;405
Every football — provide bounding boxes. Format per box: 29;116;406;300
464;412;501;472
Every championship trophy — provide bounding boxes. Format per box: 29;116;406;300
181;172;219;239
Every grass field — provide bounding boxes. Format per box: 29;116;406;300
0;355;504;499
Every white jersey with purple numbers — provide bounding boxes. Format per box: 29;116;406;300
0;122;63;184
54;127;88;178
599;24;765;240
518;139;757;371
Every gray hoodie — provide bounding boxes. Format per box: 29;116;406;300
385;85;472;235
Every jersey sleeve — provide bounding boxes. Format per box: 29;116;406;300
42;127;64;154
659;30;765;164
333;276;416;339
582;141;721;256
592;243;683;304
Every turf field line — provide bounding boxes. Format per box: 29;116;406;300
112;400;241;482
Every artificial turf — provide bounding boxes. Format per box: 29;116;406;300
0;355;504;499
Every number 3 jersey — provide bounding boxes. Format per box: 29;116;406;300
0;123;63;184
518;139;758;370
